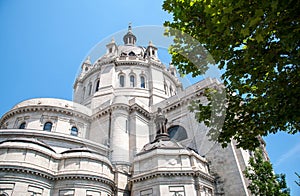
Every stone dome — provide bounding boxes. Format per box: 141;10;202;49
117;45;146;57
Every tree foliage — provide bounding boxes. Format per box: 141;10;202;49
163;0;300;150
295;172;300;186
244;149;290;195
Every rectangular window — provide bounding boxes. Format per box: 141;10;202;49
28;185;43;196
130;75;135;87
140;188;152;196
203;186;213;196
59;189;75;196
86;190;101;196
0;183;15;196
140;76;145;88
120;75;125;87
169;186;185;196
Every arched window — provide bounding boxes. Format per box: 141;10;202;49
119;75;125;87
170;86;173;96
71;126;78;136
19;122;26;129
95;79;100;92
167;125;188;141
130;75;135;87
164;82;168;95
43;122;53;131
140;76;145;88
129;51;135;56
82;87;86;99
88;83;92;95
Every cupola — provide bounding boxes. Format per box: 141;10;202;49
123;23;136;45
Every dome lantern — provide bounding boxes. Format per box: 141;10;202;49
123;23;136;46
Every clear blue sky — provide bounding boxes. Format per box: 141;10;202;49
0;0;299;194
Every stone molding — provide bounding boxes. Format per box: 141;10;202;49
0;105;90;127
131;170;214;183
92;103;150;120
0;166;115;187
0;129;109;156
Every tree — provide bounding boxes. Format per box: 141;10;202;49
163;0;300;150
295;172;300;186
244;149;290;195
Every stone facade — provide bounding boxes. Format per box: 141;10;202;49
0;25;256;196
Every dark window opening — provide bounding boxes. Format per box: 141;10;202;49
71;126;78;136
130;75;135;87
95;80;100;92
19;122;26;129
43;122;53;131
167;125;188;141
129;51;135;56
120;75;125;87
140;76;145;88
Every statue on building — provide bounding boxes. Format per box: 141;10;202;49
154;108;169;141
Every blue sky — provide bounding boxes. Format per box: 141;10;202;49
0;0;299;194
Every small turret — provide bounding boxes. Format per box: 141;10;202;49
81;56;92;72
169;62;177;76
106;37;117;55
145;40;158;59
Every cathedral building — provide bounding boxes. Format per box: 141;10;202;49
0;25;255;196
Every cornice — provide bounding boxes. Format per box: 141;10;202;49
0;166;115;187
115;59;149;67
160;90;205;114
0;129;109;156
159;78;223;114
129;104;150;119
0;105;91;126
131;170;214;183
92;103;150;120
77;64;103;83
92;107;111;120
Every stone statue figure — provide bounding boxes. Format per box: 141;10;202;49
154;108;169;140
